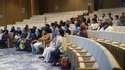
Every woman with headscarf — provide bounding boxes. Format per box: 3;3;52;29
79;24;88;38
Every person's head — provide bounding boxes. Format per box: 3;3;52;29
58;25;62;29
98;19;104;27
99;22;106;28
121;12;125;17
30;28;35;33
103;21;110;26
45;24;50;28
43;28;50;35
108;13;112;17
83;13;86;16
94;14;97;18
60;20;63;25
120;16;125;23
65;24;70;29
92;19;96;23
4;26;7;30
80;24;86;31
51;22;57;29
87;13;89;16
17;27;20;30
54;21;58;25
51;23;55;27
33;26;37;30
102;13;105;18
115;15;119;20
24;25;29;32
25;25;29;29
59;28;64;37
11;26;15;30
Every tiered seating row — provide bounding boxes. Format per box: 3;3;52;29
87;30;125;69
1;10;84;31
66;35;121;70
87;26;125;33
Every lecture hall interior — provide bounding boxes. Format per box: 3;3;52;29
0;0;124;70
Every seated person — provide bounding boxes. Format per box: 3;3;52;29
0;30;9;48
90;19;99;30
31;28;51;54
79;24;88;38
50;29;64;66
14;27;22;48
39;29;64;63
73;21;80;35
24;28;36;52
97;21;113;32
64;24;71;35
16;29;29;51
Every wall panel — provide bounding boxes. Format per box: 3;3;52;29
43;0;88;13
0;0;36;26
0;0;5;26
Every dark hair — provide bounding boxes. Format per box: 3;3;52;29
45;24;50;27
59;28;64;37
94;14;97;18
66;24;70;28
44;28;50;33
108;13;112;16
51;23;55;26
92;18;96;22
115;15;119;18
58;25;62;28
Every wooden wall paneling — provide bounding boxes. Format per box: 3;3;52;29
43;0;88;13
22;0;28;19
27;0;32;18
0;0;5;26
33;0;39;15
4;0;14;25
39;0;44;14
14;0;22;22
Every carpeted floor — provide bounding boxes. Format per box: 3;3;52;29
0;48;61;70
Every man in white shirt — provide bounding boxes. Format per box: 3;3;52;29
113;15;119;26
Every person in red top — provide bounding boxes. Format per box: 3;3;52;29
79;24;88;38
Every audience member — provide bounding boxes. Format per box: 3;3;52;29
92;14;98;23
73;21;80;35
108;13;113;20
113;15;119;26
117;15;125;26
79;24;88;38
99;13;106;21
90;19;99;30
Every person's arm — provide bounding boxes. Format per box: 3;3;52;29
41;34;50;41
55;41;62;51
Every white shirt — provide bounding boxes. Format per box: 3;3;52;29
97;26;113;32
113;19;120;26
105;26;113;32
90;23;99;30
0;33;3;40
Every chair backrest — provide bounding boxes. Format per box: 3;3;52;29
98;31;106;39
120;33;125;44
120;26;125;32
100;50;121;70
91;31;99;38
105;32;114;41
87;30;93;38
112;32;123;43
67;35;122;70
